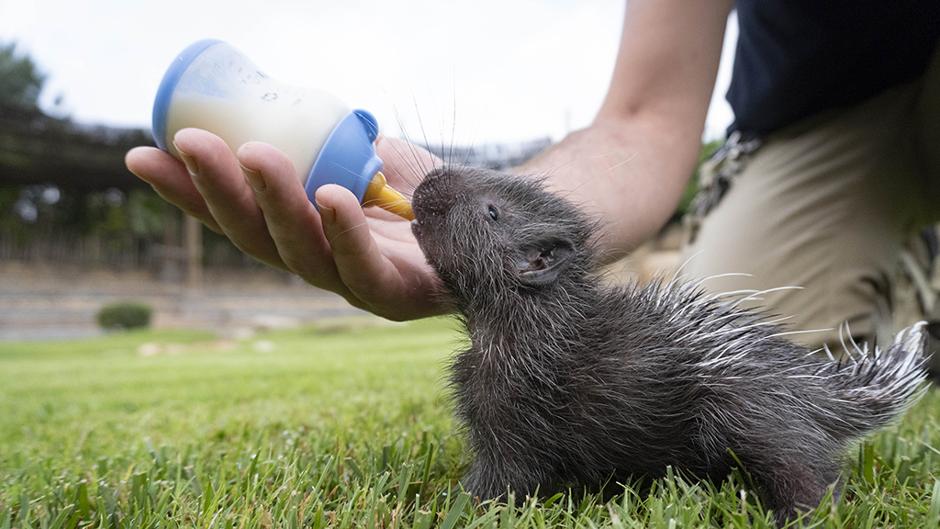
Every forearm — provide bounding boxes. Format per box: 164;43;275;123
517;0;732;259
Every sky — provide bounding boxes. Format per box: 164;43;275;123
0;0;737;144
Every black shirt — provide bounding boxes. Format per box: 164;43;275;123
727;0;940;136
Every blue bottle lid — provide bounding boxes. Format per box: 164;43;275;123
151;39;222;150
304;109;384;206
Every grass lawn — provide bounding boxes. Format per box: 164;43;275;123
0;318;938;528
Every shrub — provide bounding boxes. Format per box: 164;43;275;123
96;301;153;330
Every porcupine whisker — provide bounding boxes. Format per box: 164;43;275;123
411;95;439;172
390;108;423;178
387;137;427;190
380;90;430;185
391;105;435;187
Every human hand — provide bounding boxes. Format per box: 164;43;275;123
125;128;447;320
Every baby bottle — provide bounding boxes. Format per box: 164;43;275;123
151;39;413;219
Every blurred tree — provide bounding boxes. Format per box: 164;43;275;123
0;41;45;109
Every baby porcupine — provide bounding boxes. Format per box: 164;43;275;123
410;166;929;524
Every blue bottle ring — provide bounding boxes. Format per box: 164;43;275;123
304;109;383;206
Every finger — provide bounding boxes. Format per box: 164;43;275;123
236;142;352;295
315;184;405;307
172;128;286;269
125;146;223;233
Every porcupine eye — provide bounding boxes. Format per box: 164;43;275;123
487;204;499;221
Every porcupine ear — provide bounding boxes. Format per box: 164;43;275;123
515;237;575;287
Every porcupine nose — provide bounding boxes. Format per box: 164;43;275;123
413;168;461;219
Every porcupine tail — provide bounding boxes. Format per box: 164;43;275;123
813;322;930;439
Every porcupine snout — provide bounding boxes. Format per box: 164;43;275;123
412;167;466;220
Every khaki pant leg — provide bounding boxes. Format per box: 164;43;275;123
682;83;923;348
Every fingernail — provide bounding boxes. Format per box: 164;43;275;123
317;202;336;224
240;163;266;191
173;141;199;177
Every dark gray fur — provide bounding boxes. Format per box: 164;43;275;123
410;166;929;524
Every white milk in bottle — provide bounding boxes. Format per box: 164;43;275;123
157;41;349;183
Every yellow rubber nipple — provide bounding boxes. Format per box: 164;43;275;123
362;171;415;220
